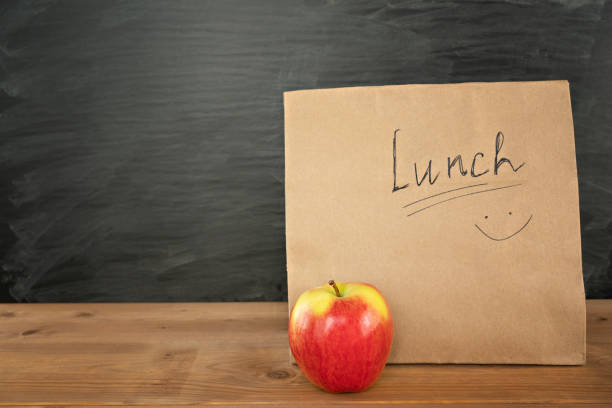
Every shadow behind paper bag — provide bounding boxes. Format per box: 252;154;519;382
284;81;585;364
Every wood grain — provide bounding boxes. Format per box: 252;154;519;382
0;301;610;407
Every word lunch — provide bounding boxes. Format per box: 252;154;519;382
392;130;525;192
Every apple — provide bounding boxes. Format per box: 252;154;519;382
289;280;393;393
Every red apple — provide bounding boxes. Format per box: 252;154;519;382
289;280;393;393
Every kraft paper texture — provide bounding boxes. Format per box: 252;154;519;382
284;81;585;364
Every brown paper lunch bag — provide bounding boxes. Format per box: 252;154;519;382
284;81;585;364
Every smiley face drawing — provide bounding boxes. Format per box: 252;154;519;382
474;211;533;241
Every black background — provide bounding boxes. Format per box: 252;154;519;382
1;0;611;302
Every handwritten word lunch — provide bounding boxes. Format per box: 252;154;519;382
392;130;525;192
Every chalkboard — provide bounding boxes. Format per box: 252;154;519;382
1;0;611;302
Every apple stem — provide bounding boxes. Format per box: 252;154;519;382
328;280;341;297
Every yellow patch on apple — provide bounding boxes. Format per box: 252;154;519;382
290;281;389;331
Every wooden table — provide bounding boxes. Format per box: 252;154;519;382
0;301;610;407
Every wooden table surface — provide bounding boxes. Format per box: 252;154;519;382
0;300;610;407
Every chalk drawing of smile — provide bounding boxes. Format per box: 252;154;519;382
474;212;533;241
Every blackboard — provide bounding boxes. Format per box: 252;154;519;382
1;0;611;302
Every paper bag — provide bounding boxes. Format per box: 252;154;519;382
284;81;585;364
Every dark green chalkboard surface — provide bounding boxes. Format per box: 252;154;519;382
1;0;611;301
